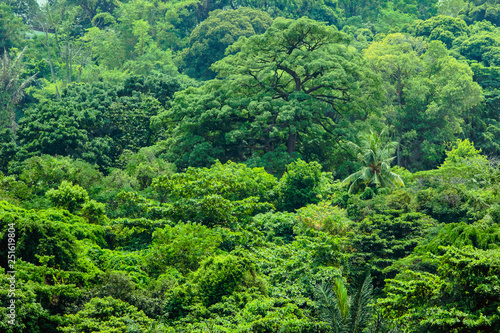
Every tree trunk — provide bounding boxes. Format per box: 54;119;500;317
44;29;60;99
78;66;82;83
287;131;296;155
397;142;401;167
66;41;72;84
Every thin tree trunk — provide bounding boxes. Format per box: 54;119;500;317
66;41;72;84
9;105;17;133
397;141;401;167
44;29;60;99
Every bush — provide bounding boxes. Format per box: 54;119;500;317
193;255;266;307
296;202;351;236
60;297;153;333
145;223;222;276
18;155;103;195
251;212;298;244
415;187;468;223
46;181;89;213
0;201;79;270
81;200;106;224
278;160;322;212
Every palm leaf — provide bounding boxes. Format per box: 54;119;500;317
349;275;373;333
341;129;405;192
315;282;345;333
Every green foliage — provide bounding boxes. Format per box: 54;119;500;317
380;246;500;332
81;242;149;284
181;7;273;80
81;199;106;224
121;161;276;226
429;139;492;184
193;255;265;306
296;201;351;236
416;221;500;253
89;270;167;319
414;186;469;223
442;139;486;165
351;212;438;285
60;297;153;333
251;211;298;244
341;130;404;193
0;259;82;333
0;4;26;51
373;3;417;34
251;232;348;302
460;1;500;26
145;222;222;276
414;15;468;47
163;254;266;324
365;34;482;170
119;144;177;190
437;0;467;17
46;181;90;213
158;17;381;170
314;275;373;333
106;217;171;251
0;128;17;173
458;28;500;66
156;160;277;202
17;75;187;170
237;0;343;25
235;297;331;333
91;169;140;218
0;201;79;270
0;46;37;130
278;160;322;211
3;2;500;332
245;146;300;176
0;173;30;204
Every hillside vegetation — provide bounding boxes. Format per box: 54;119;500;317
1;0;500;332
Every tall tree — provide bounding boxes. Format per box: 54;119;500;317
34;2;61;98
156;17;381;169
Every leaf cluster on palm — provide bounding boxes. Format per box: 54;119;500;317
341;130;404;194
314;275;373;333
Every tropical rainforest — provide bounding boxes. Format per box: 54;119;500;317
1;0;500;331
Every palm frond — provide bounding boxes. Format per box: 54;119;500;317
315;282;345;333
0;46;37;130
342;129;404;192
350;275;373;333
333;278;350;321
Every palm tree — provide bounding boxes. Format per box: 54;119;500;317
0;46;37;131
341;130;404;194
314;275;373;333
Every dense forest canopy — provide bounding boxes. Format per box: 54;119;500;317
1;0;500;332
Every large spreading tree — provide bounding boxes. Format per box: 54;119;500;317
155;17;382;170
